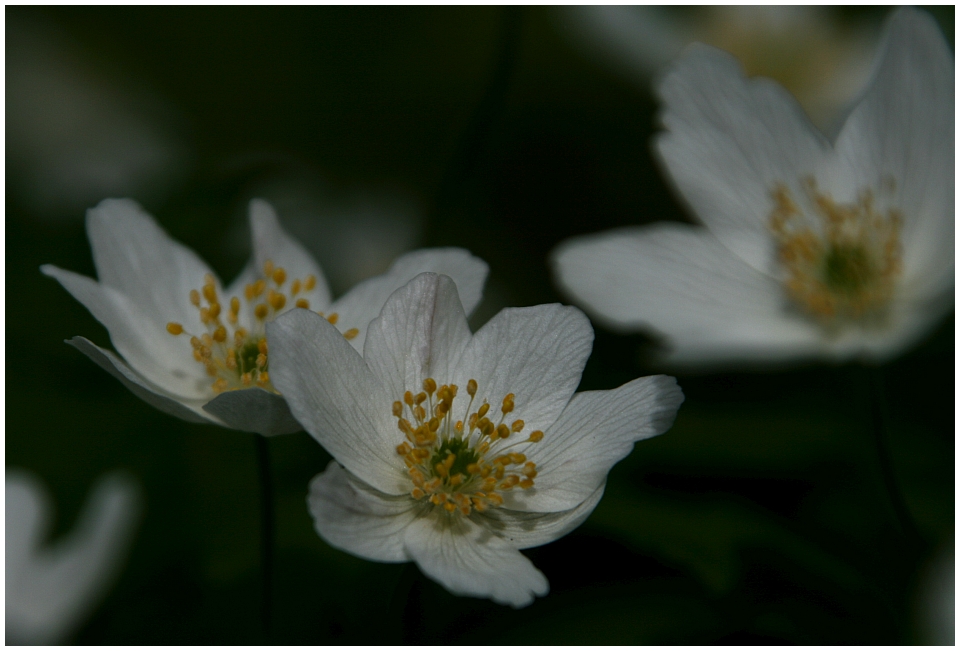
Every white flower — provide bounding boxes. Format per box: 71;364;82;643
6;470;140;645
267;273;683;607
559;6;878;131
42;198;488;435
552;8;953;367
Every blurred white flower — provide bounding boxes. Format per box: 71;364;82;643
6;470;140;645
553;8;953;367
42;199;488;435
268;273;683;607
559;6;879;131
6;15;188;218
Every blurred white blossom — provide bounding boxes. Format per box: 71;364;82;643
559;6;879;132
6;14;188;218
6;470;140;645
268;273;682;607
42;199;487;435
553;8;953;367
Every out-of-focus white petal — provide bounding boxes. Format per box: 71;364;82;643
267;309;404;495
307;462;421;563
402;513;548;608
248;198;332;309
86;198;214;329
361;273;473;405
552;224;824;365
202;387;301;436
511;376;682;513
331;249;488;352
834;8;954;298
6;470;140;645
450;303;594;436
655;43;830;272
479;483;605;549
41;265;210;399
67;337;214;424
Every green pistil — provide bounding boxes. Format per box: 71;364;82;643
236;340;264;375
823;244;872;295
430;437;480;480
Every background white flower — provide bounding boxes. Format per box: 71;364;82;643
557;6;879;133
268;272;683;607
6;469;140;645
42;198;488;435
552;8;953;368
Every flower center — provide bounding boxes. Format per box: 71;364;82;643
166;260;358;394
769;178;902;324
394;377;544;516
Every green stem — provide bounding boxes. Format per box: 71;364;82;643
254;434;274;640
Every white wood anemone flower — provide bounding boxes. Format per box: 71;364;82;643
552;8;953;367
6;470;140;645
42;199;488;435
267;273;684;607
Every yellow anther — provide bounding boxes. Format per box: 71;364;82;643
343;328;359;340
201;333;213;347
404;391;414;406
189;336;201;349
396;442;411;455
199;308;210;323
519;478;534;490
509;453;526;464
496;424;510;440
304;275;316;291
245;284;256;301
193;349;203;362
443;501;457;513
477;403;490;419
296;298;310;309
393;401;403;417
241;373;253;386
258;339;268;355
486;493;503;506
256;353;267;368
494;464;505;480
268;291;286;311
467;379;478;397
189;289;201;306
208;302;221;320
480;464;491;478
411;488;425;500
481;421;495;437
203;283;217;303
212;378;228;393
263;260;274;277
511;420;525;432
466;463;481;475
430;494;443;506
272;267;287;286
225;349;237;369
230;296;240;315
502;394;515;414
290;279;301;296
414;392;427;406
428;418;440;432
253;279;266;297
443;453;456;470
449;474;464;487
423;378;437;394
435;463;449;478
528;430;544;442
213;326;227;343
254;304;269;320
258;371;270;385
166;322;184;335
326;313;339;325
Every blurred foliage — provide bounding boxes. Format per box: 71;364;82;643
6;5;954;644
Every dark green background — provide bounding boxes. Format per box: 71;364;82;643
7;6;954;644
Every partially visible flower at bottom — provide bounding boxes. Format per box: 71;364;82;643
6;470;141;644
268;273;683;607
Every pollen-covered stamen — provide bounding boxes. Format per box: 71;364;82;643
769;178;902;324
166;261;358;394
394;377;543;516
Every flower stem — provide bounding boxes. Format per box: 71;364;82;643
254;434;274;640
865;366;922;548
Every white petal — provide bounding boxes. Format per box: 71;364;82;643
361;273;473;405
510;376;683;513
834;8;954;298
330;248;488;351
307;461;421;563
267;308;405;495
67;337;214;425
41;265;210;399
552;224;826;366
403;513;548;608
655;43;830;272
450;303;594;435
6;471;140;645
248;198;332;308
202;388;302;436
85;198;215;329
478;482;605;549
